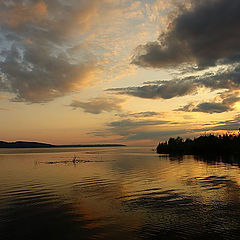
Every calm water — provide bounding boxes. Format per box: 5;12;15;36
1;147;240;240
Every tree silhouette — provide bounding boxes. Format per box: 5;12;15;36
157;134;240;155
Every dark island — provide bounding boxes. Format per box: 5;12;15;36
156;134;240;155
0;141;126;148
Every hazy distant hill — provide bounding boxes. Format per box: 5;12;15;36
0;141;55;148
0;141;126;148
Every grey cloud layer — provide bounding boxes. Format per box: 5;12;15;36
110;0;240;116
108;119;169;128
69;97;125;114
0;0;98;43
0;44;97;103
176;92;240;113
91;114;240;141
105;119;172;140
177;102;231;114
108;79;199;99
0;0;100;103
210;115;240;131
116;111;164;118
91;118;190;141
132;0;240;69
108;65;240;113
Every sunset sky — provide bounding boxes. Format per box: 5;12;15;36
0;0;240;145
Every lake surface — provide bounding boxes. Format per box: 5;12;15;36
1;146;240;240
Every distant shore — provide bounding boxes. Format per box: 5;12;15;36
0;141;126;148
156;134;240;155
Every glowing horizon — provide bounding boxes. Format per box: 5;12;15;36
0;0;240;146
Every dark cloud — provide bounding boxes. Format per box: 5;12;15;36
90;117;189;141
116;111;164;118
0;0;100;103
109;0;240;111
108;119;169;128
0;44;97;103
196;65;240;90
90;118;171;140
90;113;240;141
107;79;199;99
202;114;240;132
118;115;240;140
108;65;240;107
108;119;169;138
69;97;125;114
179;102;230;114
125;129;188;141
176;91;240;113
132;0;240;69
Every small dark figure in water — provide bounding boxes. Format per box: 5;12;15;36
72;156;77;164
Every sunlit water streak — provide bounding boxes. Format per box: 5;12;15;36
1;147;240;239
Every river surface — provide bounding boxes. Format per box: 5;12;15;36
1;146;240;240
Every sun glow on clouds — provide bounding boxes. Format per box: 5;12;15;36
1;0;240;144
1;1;48;28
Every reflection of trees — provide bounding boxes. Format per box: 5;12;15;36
194;155;240;167
168;155;184;162
157;134;240;155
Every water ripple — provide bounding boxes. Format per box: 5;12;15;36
1;147;240;239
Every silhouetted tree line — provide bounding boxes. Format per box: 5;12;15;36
157;134;240;155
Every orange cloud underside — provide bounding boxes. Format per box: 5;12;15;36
2;1;48;28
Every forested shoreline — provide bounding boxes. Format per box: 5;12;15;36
157;134;240;155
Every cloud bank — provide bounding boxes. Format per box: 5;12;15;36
108;78;199;99
69;97;125;114
0;44;97;103
0;0;103;103
116;111;165;118
108;65;240;113
176;91;240;113
132;0;240;69
105;0;240;117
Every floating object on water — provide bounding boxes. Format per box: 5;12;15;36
72;156;77;163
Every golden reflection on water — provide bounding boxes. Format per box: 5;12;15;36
1;147;240;239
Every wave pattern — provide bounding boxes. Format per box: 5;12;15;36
1;147;240;239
